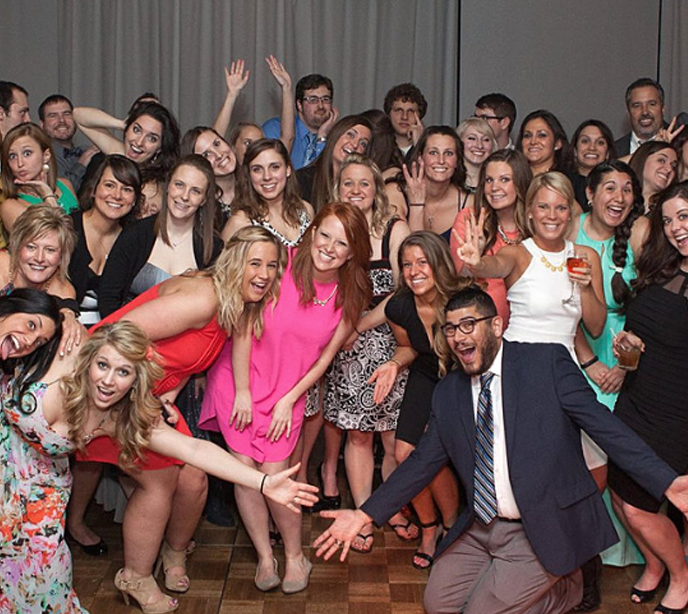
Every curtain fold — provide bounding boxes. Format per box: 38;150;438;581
53;0;459;131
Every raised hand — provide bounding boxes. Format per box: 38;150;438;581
655;115;685;144
223;59;250;97
408;115;424;147
14;179;56;202
317;107;340;139
263;462;319;513
265;55;291;91
453;207;486;269
402;159;426;205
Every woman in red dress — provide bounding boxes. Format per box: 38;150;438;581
68;226;287;611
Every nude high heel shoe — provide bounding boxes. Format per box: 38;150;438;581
114;568;179;613
154;540;190;593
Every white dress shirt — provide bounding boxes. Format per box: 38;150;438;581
471;343;521;519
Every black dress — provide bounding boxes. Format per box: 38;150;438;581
608;272;688;512
386;290;439;445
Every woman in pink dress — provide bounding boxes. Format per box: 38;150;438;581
200;203;371;594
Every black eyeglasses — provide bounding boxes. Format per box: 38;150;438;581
474;113;503;121
302;95;332;105
441;315;495;337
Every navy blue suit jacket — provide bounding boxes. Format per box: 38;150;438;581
361;341;677;576
615;133;632;157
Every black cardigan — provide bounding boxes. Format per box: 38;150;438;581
98;214;222;317
68;210;93;304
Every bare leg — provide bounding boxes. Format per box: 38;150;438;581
320;421;343;496
119;466;180;608
430;465;460;529
265;457;311;589
397;439;438;567
380;430;398;482
66;461;104;545
344;430;375;548
163;463;207;581
293;412;323;482
381;431;419;540
230;450;275;585
619;498;688;610
344;430;374;506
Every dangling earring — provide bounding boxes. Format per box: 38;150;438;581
42;163;50;175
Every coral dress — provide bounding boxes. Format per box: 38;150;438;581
200;256;342;463
77;283;228;469
0;379;88;614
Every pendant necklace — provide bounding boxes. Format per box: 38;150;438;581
83;409;112;444
313;283;338;306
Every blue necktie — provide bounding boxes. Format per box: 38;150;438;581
303;132;318;165
474;371;497;523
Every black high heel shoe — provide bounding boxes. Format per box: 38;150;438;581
630;571;668;604
312;462;341;512
67;530;109;557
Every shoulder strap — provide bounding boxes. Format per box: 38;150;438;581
382;217;400;259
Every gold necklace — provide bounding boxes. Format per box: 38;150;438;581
538;251;566;273
313;283;338;306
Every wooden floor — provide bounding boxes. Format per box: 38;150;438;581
71;466;660;614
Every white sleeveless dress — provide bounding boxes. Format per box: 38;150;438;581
504;238;606;469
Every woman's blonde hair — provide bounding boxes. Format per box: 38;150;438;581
9;204;76;283
63;321;164;471
456;117;498;153
523;171;574;238
333;153;394;238
210;226;287;337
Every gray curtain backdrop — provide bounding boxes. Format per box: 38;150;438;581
53;0;459;131
0;0;685;140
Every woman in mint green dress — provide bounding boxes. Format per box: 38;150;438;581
572;159;648;567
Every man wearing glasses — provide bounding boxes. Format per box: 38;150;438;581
474;93;517;150
263;73;338;169
315;285;688;614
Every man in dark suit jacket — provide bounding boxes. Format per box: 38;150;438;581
615;77;666;156
314;286;688;614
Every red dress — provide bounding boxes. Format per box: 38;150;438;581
76;283;228;469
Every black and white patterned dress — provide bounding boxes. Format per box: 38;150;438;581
320;219;408;431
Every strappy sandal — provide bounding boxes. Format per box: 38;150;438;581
412;519;439;571
155;540;190;593
114;568;179;613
